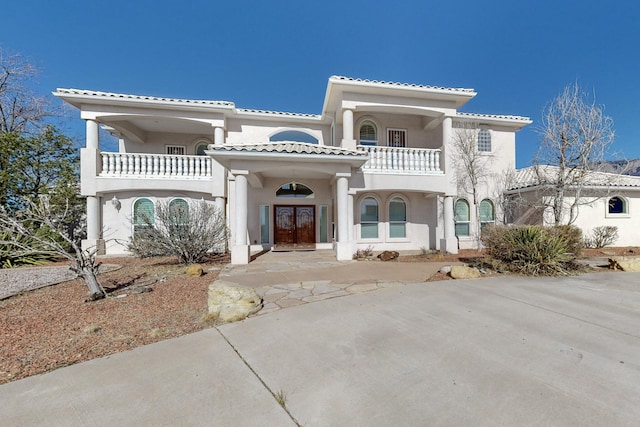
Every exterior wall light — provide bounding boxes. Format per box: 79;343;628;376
111;196;121;212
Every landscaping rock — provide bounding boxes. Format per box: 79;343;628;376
186;264;204;277
440;265;452;274
450;265;482;279
377;251;399;261
608;257;640;272
208;281;263;323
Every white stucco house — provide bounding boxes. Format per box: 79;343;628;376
54;76;533;264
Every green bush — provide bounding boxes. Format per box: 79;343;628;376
481;225;583;276
0;231;58;268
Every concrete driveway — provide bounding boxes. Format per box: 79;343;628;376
2;271;639;426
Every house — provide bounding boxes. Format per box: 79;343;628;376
507;165;640;246
53;76;531;264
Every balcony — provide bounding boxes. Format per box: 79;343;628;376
99;152;213;179
357;146;442;174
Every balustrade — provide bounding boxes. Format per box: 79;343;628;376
99;152;213;178
358;146;442;174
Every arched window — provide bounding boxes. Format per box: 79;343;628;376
133;198;154;234
479;199;495;232
195;141;209;156
359;120;378;146
276;182;314;198
608;196;627;214
454;199;470;236
360;197;379;239
478;129;491;152
169;198;189;223
270;131;318;144
389;197;407;238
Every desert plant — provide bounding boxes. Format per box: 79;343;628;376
0;231;59;268
481;224;582;276
353;245;374;260
128;200;228;264
584;225;618;249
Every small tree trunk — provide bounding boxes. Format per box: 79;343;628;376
82;266;105;300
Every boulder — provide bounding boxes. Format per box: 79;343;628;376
450;265;482;279
186;264;204;277
208;281;263;323
439;265;452;274
608;257;640;272
377;251;399;261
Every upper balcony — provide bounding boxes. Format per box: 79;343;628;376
100;152;213;179
357;145;442;175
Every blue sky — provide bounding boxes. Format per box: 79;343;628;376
2;0;638;167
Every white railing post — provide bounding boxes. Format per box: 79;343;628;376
98;152;214;179
357;146;442;174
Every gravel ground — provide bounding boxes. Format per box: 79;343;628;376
0;256;226;384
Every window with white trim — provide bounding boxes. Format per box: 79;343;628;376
479;199;495;232
133;198;154;235
389;197;407;238
387;128;407;147
454;199;470;237
608;196;627;214
359;120;378;146
477;129;491;152
360;197;379;239
166;145;186;155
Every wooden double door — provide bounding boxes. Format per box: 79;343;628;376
274;205;315;248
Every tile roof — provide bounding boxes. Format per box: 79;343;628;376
54;88;235;107
510;166;640;190
236;108;321;119
207;142;367;157
331;76;475;93
457;112;531;122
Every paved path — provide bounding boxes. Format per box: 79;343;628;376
221;250;456;315
2;261;639;426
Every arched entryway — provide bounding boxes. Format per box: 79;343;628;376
274;182;316;249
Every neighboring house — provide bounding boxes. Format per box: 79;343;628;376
507;166;640;246
54;76;531;264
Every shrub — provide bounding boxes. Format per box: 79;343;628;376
353;245;374;260
481;224;582;276
128;200;228;264
0;231;58;268
584;226;618;249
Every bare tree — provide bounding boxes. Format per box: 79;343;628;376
0;196;106;301
128;200;228;264
533;83;617;225
452;120;494;244
0;48;50;133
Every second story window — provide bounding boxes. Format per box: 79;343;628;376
387;129;406;148
359;120;378;146
166;145;186;155
478;129;491;152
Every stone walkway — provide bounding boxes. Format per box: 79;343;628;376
216;250;455;316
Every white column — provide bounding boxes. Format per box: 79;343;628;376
347;193;355;242
440;195;458;254
231;172;250;264
335;174;353;260
341;109;356;150
441;117;452;173
86;120;99;149
82;196;105;254
214;127;224;145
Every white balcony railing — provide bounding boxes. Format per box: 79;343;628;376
99;152;213;179
358;146;442;174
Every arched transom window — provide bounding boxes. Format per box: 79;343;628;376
359;120;378;146
276;182;314;198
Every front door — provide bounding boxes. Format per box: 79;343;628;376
274;205;315;248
